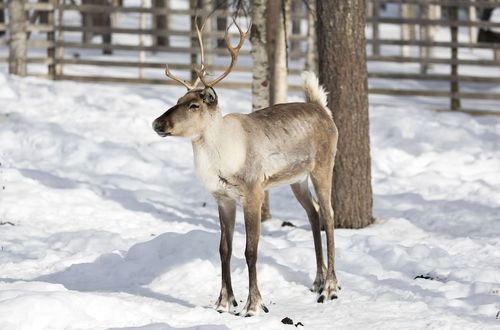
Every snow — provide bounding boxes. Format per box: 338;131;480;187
1;2;500;327
1;68;499;329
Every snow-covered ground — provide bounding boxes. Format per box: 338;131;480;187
0;67;499;329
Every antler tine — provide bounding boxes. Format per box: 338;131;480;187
165;64;197;90
164;16;210;90
190;15;210;88
197;17;251;88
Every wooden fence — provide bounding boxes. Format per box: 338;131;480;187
1;0;500;115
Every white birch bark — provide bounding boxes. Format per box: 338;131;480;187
400;4;415;57
273;0;289;104
200;0;213;67
252;0;272;220
305;0;317;73
8;0;27;76
250;0;270;111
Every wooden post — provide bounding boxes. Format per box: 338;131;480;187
189;0;197;82
139;0;146;79
56;0;64;75
8;0;27;76
468;0;477;46
449;5;460;110
371;0;380;56
400;3;416;57
419;2;430;73
47;0;56;79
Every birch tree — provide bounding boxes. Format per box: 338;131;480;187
250;0;271;220
250;0;270;111
305;0;317;73
8;0;27;76
267;0;288;105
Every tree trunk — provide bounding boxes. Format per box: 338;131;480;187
189;0;198;82
316;0;373;229
81;0;113;55
200;0;213;67
267;0;288;105
305;0;317;73
400;3;416;57
251;0;271;221
449;5;461;110
251;0;270;111
215;0;227;48
153;0;169;47
0;0;4;37
8;0;27;76
290;0;301;59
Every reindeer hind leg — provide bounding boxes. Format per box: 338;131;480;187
290;179;326;293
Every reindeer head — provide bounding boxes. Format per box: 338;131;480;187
153;17;250;139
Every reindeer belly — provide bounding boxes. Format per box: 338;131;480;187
263;153;313;189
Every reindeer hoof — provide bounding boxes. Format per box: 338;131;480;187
316;278;340;303
215;297;237;313
238;303;269;317
317;285;339;303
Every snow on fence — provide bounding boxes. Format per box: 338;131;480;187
1;0;500;115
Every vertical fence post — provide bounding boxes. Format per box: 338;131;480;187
400;3;415;57
189;0;197;82
468;0;477;46
56;0;64;75
371;0;380;56
449;5;460;110
8;0;27;76
420;2;430;73
47;0;56;79
138;0;146;79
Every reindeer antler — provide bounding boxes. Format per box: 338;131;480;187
164;16;208;90
195;17;251;88
164;16;250;90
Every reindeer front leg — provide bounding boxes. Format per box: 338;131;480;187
239;187;269;317
215;197;237;312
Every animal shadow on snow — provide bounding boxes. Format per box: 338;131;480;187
107;322;229;330
36;230;223;307
36;229;311;308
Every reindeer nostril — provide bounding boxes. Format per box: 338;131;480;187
153;120;164;132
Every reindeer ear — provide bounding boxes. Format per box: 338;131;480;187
201;87;217;106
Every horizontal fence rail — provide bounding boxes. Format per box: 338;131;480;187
0;0;499;115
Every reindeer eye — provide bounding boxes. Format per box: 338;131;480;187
189;104;200;110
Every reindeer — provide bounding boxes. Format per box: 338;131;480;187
152;18;340;316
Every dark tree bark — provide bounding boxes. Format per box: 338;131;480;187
81;0;113;55
316;0;373;229
215;0;227;48
0;0;5;37
152;0;169;47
